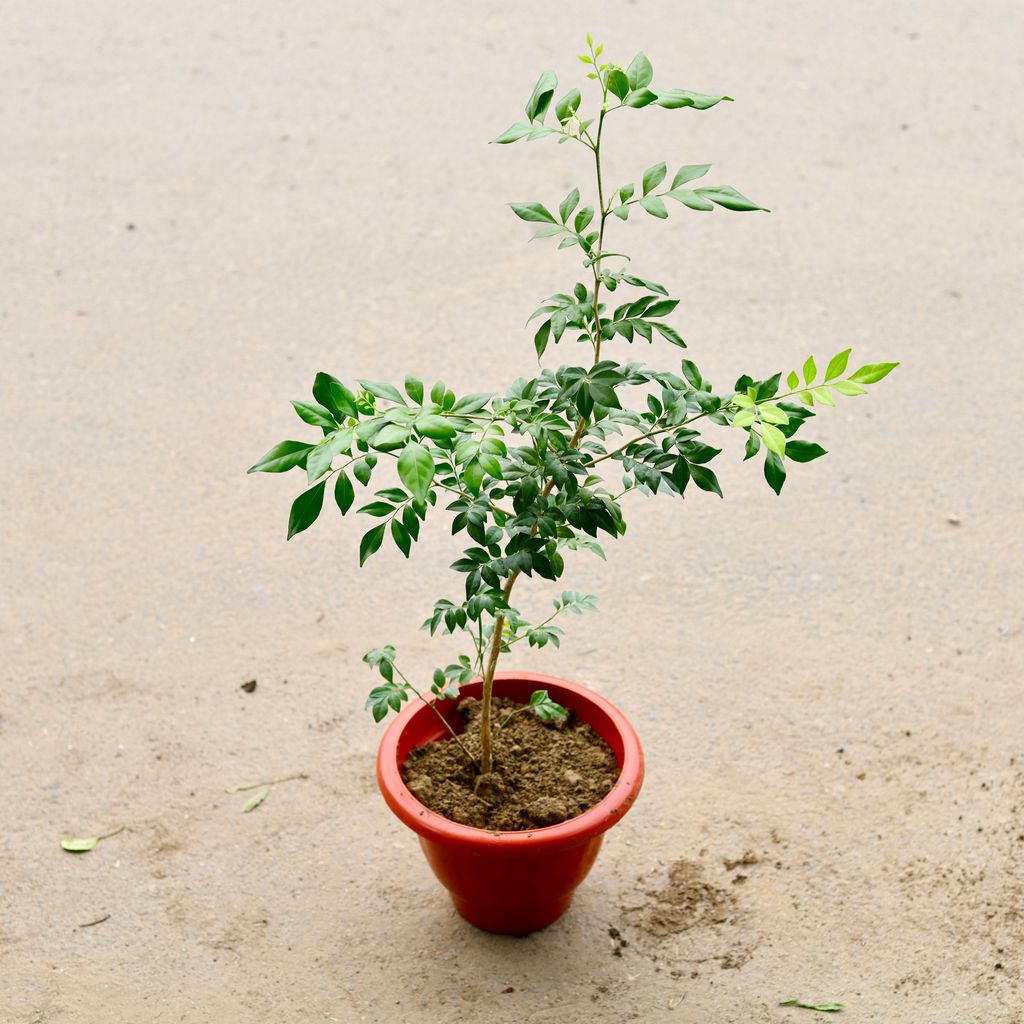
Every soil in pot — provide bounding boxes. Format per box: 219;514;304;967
401;697;618;831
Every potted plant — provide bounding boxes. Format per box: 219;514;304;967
249;37;897;934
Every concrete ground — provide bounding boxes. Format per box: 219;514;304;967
2;1;1022;1021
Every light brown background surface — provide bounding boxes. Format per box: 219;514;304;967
2;1;1022;1021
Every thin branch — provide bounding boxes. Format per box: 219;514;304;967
588;384;809;467
394;666;480;771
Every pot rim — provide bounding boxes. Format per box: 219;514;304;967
376;670;644;850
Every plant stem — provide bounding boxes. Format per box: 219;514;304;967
478;61;613;775
591;105;608;361
497;705;529;730
394;665;481;770
478;570;520;774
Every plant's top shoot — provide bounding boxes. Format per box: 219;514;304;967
250;37;898;774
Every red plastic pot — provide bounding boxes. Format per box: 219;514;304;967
376;671;644;934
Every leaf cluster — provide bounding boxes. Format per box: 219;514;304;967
251;37;898;730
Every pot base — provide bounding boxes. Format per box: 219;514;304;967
450;892;573;936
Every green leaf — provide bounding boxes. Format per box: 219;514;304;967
686;442;721;464
621;273;666;294
313;372;358;419
824;348;851;382
655;88;733;110
306;430;351;483
59;824;122;852
694;186;768;212
359;523;386;566
574;205;594;232
416;414;456;441
811;386;835;407
510;202;557;224
370;423;411;450
555;88;582;123
640;195;668;219
642;162;667;195
559;187;580;224
761;422;787;457
358;379;405;405
778;1000;844;1013
785;440;827;463
61;836;100;852
334;471;354;514
352;456;375;487
764;451;786;495
242;789;269;813
525;70;558;123
848;361;899;384
606;69;629;100
402;505;420;541
653;322;686;348
670;164;711;189
391;519;411;558
365;680;409;722
689;464;722;497
626;52;654;90
802;356;817;385
404;375;424;404
787;370;799;390
588;381;620;408
463;458;484;494
491;122;531;144
247;440;313;474
624;88;658;108
732;407;757;429
528;689;568;723
681;359;704;389
758;404;790;426
291;400;337;429
670;457;690;492
665;188;714;211
451;392;494;414
534;320;551;359
358;501;395;518
287;480;326;540
397;441;435;503
744;429;761;460
832;379;868;396
645;298;679;318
